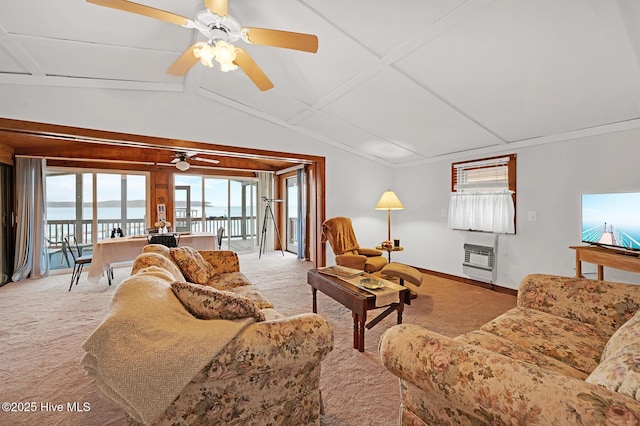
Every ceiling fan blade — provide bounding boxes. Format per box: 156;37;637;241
167;44;200;76
204;0;228;17
193;156;220;164
170;158;179;164
233;48;274;91
243;28;318;53
86;0;191;26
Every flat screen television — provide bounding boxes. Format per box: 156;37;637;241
581;192;640;252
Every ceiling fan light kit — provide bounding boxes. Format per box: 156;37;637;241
170;151;220;171
86;0;318;91
192;41;238;71
175;160;190;171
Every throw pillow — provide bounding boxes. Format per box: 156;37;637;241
171;281;265;322
170;246;217;285
601;310;640;360
132;252;185;282
586;344;640;401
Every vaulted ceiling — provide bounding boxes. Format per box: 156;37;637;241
1;0;639;167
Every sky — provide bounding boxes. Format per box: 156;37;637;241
46;171;249;208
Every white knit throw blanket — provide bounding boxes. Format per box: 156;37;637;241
81;268;253;425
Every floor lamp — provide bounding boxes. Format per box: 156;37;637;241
375;190;404;243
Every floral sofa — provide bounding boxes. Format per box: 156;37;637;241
83;245;334;426
380;274;640;425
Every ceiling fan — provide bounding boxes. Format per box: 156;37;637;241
86;0;319;91
171;152;220;171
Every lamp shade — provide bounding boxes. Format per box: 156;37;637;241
375;190;404;210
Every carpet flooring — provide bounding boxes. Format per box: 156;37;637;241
0;252;517;426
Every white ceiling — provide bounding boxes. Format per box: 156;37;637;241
1;0;640;167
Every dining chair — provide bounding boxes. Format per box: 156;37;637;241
147;233;180;248
64;236;94;291
217;226;225;249
45;238;65;267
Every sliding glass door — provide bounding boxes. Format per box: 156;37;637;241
175;175;257;252
286;176;298;253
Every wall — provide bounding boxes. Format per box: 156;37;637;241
392;127;640;289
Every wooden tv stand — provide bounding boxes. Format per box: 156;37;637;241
570;245;640;280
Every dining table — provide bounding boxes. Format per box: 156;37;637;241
87;232;217;284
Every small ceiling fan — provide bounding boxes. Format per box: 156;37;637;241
171;152;220;171
87;0;319;91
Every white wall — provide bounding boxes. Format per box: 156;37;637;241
392;128;640;289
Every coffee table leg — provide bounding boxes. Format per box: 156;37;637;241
396;291;406;324
358;313;366;352
312;287;318;313
352;311;359;350
352;310;366;352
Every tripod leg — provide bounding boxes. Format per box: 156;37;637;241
267;204;285;256
259;204;269;259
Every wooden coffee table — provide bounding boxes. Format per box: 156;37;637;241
307;269;409;352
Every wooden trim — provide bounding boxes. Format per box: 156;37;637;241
0;143;14;166
312;160;326;268
411;265;519;297
0;118;325;165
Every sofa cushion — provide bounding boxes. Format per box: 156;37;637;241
170;247;217;284
207;271;253;290
586;343;640;401
602;310;640;360
223;285;274;309
455;330;588;379
480;307;610;374
171;281;265;322
132;252;185;282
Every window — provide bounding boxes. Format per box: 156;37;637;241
175;175;257;252
46;169;148;269
448;154;516;234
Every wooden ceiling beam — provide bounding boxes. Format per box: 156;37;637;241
0;118;324;167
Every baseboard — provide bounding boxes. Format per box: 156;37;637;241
410;265;518;297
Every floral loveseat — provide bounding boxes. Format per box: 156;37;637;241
380;274;640;425
83;245;334;426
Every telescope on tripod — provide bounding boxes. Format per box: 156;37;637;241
259;196;285;258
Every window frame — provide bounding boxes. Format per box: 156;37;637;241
450;153;517;234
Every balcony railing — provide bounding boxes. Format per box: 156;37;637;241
46;216;257;245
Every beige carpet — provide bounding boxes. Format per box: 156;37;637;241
0;252;516;426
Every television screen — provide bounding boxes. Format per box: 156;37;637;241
582;192;640;251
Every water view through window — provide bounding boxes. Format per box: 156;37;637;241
45;170;148;269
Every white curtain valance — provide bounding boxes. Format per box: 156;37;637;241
448;191;515;234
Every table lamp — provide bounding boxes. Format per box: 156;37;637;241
375;190;404;243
